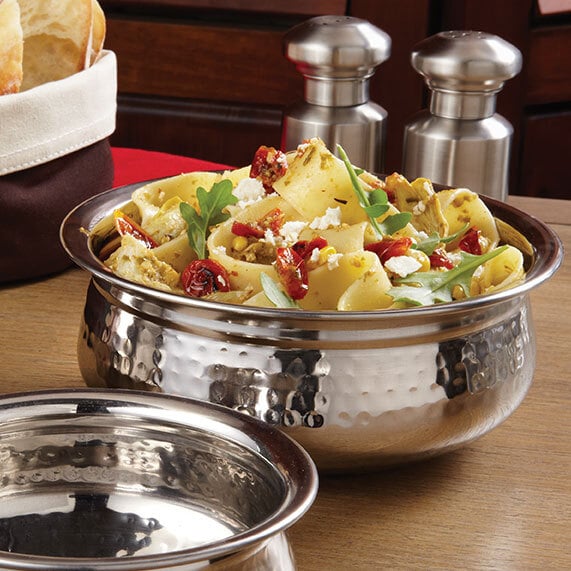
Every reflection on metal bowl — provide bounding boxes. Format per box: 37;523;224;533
0;389;317;570
61;182;563;472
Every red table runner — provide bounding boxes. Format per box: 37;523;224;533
111;147;233;188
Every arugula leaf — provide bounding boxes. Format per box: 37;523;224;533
379;213;414;236
260;272;300;308
414;223;470;255
337;145;411;238
388;246;508;306
363;189;389;219
179;179;237;258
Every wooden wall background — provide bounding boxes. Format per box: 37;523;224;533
100;0;571;199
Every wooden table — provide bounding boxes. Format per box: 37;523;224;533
1;195;569;570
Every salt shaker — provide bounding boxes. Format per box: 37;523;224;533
402;31;522;201
281;16;391;173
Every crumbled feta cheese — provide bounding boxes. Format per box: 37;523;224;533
276;152;288;169
309;247;321;263
327;253;343;270
384;255;422;278
423;181;432;193
233;178;265;208
412;201;426;216
296;139;318;156
260;228;287;248
279;221;307;244
309;207;342;230
211;245;227;256
262;228;278;246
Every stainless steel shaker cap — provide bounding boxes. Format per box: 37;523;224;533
411;30;522;92
283;15;391;79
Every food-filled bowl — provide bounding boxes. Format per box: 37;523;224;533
0;388;317;570
60;144;563;472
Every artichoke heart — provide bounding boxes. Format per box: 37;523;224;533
386;173;449;237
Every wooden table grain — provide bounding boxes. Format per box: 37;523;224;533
0;196;569;570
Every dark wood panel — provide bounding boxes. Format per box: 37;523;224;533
519;110;571;199
105;18;304;106
101;0;346;16
527;25;571;104
350;0;431;173
438;0;532;134
111;95;283;166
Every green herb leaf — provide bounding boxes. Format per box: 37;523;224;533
369;188;389;207
388;246;508;306
260;272;300;308
364;188;390;218
337;144;411;238
413;223;470;255
337;145;371;206
379;212;413;236
179;179;238;258
364;204;389;219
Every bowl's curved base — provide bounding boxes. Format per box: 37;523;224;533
286;369;533;473
78;278;536;473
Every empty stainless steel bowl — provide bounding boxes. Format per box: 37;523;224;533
0;389;317;570
61;182;563;472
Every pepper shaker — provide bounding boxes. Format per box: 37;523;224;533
281;16;391;173
402;31;522;201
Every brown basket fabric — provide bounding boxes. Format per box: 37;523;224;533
0;140;113;282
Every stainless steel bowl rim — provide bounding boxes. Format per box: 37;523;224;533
60;179;564;325
0;388;319;569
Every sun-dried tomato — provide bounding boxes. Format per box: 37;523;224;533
250;146;288;194
459;227;483;255
365;237;413;264
275;247;309;300
258;208;285;234
231;208;284;240
231;221;265;239
429;248;454;269
181;259;231;297
292;237;328;260
114;210;158;249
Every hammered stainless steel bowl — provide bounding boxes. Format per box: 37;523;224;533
0;389;317;570
60;182;563;472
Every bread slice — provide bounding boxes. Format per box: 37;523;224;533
90;0;106;65
0;0;24;95
19;0;93;91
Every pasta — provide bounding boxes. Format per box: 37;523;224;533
101;138;527;310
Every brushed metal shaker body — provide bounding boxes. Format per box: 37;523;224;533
283;100;387;174
403;110;513;200
403;31;522;201
281;16;390;172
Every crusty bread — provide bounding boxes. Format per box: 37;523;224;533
18;0;93;91
90;0;106;65
0;0;24;95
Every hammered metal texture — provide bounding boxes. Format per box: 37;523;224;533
79;278;535;472
0;391;313;569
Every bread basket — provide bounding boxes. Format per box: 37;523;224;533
0;49;116;282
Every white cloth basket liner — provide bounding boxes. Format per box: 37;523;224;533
0;50;117;176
